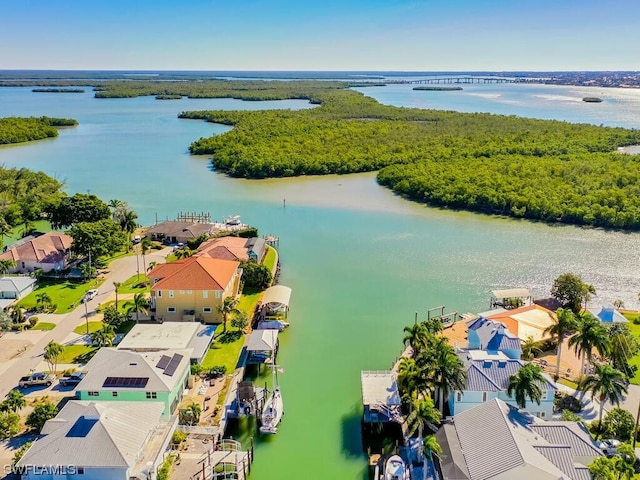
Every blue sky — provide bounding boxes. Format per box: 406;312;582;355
1;0;638;71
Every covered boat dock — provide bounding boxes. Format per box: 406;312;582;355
260;285;292;320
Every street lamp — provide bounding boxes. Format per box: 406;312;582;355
84;293;89;335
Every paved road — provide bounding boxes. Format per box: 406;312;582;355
0;248;171;399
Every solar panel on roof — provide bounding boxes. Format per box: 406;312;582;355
103;377;149;388
156;355;171;370
66;416;99;438
163;353;184;377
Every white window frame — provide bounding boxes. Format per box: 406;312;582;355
215;291;221;299
169;290;174;298
203;307;212;313
180;290;185;295
88;391;99;397
187;290;193;294
167;307;176;313
146;392;157;399
203;291;208;299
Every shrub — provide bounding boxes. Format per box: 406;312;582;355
602;407;635;441
157;455;175;480
28;317;38;327
553;392;582;413
209;365;227;378
633;317;640;325
172;430;187;447
12;442;32;466
26;402;58;433
190;364;204;376
0;412;20;439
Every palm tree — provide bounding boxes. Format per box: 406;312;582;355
127;293;150;322
1;389;26;412
579;362;628;438
44;340;64;374
521;336;541;360
507;363;545;409
424;435;442;460
187;402;202;426
91;324;116;347
402;322;429;355
397;357;425;402
0;217;12;250
108;199;124;220
113;281;122;309
10;307;25;325
147;260;157;273
217;296;239;333
543;307;577;380
174;247;193;260
405;396;441;437
120;210;137;235
140;238;152;273
569;313;610;376
0;259;14;275
35;292;52;312
21;219;35;238
429;337;466;414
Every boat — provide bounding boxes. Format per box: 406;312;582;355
257;319;290;331
259;365;283;434
224;214;242;226
378;454;410;480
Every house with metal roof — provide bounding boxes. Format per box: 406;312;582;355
75;348;191;418
450;349;556;418
17;400;176;480
466;317;522;359
435;398;602;480
148;256;241;324
0;232;72;274
0;276;36;311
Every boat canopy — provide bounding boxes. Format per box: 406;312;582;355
262;285;292;308
247;329;279;352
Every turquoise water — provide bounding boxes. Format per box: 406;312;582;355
1;85;640;479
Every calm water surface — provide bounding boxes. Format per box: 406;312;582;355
1;85;639;479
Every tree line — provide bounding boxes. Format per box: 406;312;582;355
0;116;77;145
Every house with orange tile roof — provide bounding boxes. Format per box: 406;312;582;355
197;236;266;263
148;257;241;324
0;232;72;273
486;304;556;343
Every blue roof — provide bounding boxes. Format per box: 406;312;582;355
460;354;555;393
468;317;522;354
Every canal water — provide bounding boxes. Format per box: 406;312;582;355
1;83;640;479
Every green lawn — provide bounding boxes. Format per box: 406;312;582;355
73;321;103;335
262;245;278;276
201;326;245;373
31;322;56;331
118;275;151;294
625;317;640;385
237;288;262;316
57;345;99;364
17;280;102;314
4;220;52;245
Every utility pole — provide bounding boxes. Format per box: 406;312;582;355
84;293;89;335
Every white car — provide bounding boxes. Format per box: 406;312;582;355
598;439;621;457
82;289;99;302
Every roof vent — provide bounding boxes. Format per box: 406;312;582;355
129;362;138;366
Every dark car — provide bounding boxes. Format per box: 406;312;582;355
59;372;86;387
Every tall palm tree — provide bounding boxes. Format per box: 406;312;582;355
113;282;122;309
174;247;193;260
91;324;116;347
217;296;239;333
147;260;157;273
405;396;441;437
579;362;628;438
402;322;429;356
140;238;152;273
120;210;138;236
397;357;425;402
543;307;577;379
428;337;466;414
507;363;545;409
127;293;150;322
0;217;12;250
569;313;610;376
521;336;541;360
424;435;443;460
36;292;52;312
0;259;15;275
44;341;64;374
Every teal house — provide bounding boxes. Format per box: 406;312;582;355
76;348;191;418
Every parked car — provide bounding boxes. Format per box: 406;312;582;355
598;439;621;457
18;372;55;388
59;372;86;387
82;289;99;302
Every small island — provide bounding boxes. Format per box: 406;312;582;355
32;88;85;93
582;97;603;103
413;86;463;91
155;94;183;100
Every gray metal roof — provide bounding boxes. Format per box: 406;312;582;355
18;401;165;468
189;324;216;362
468;317;521;354
361;371;401;406
247;329;278;351
77;348;191;393
0;276;36;293
437;399;602;480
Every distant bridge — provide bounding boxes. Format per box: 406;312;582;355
389;77;515;85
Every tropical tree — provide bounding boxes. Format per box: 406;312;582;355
607;323;639;378
140;237;152;272
119;210;137;236
405;396;441;437
113;281;122;309
0;390;26;413
569;313;610;376
579;362;628;438
612;299;625;309
551;273;595;314
402;322;429;355
26;402;58;432
230;310;249;331
217;296;239;333
174;247;193;259
35;292;53;312
601;407;635;442
127;293;150;322
91;324;116;347
397;357;426;402
0;259;15;274
147;260;157;273
0;217;12;250
44;340;63;373
10;307;24;325
0;412;20;439
424;435;442;460
543;307;577;379
187;402;202;425
428;336;466;414
80;262;95;281
521;336;541;360
507;363;545;409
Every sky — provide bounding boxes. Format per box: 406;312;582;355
1;0;639;71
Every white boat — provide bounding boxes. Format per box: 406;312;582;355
380;454;410;480
224;215;242;226
259;364;283;434
257;320;290;331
